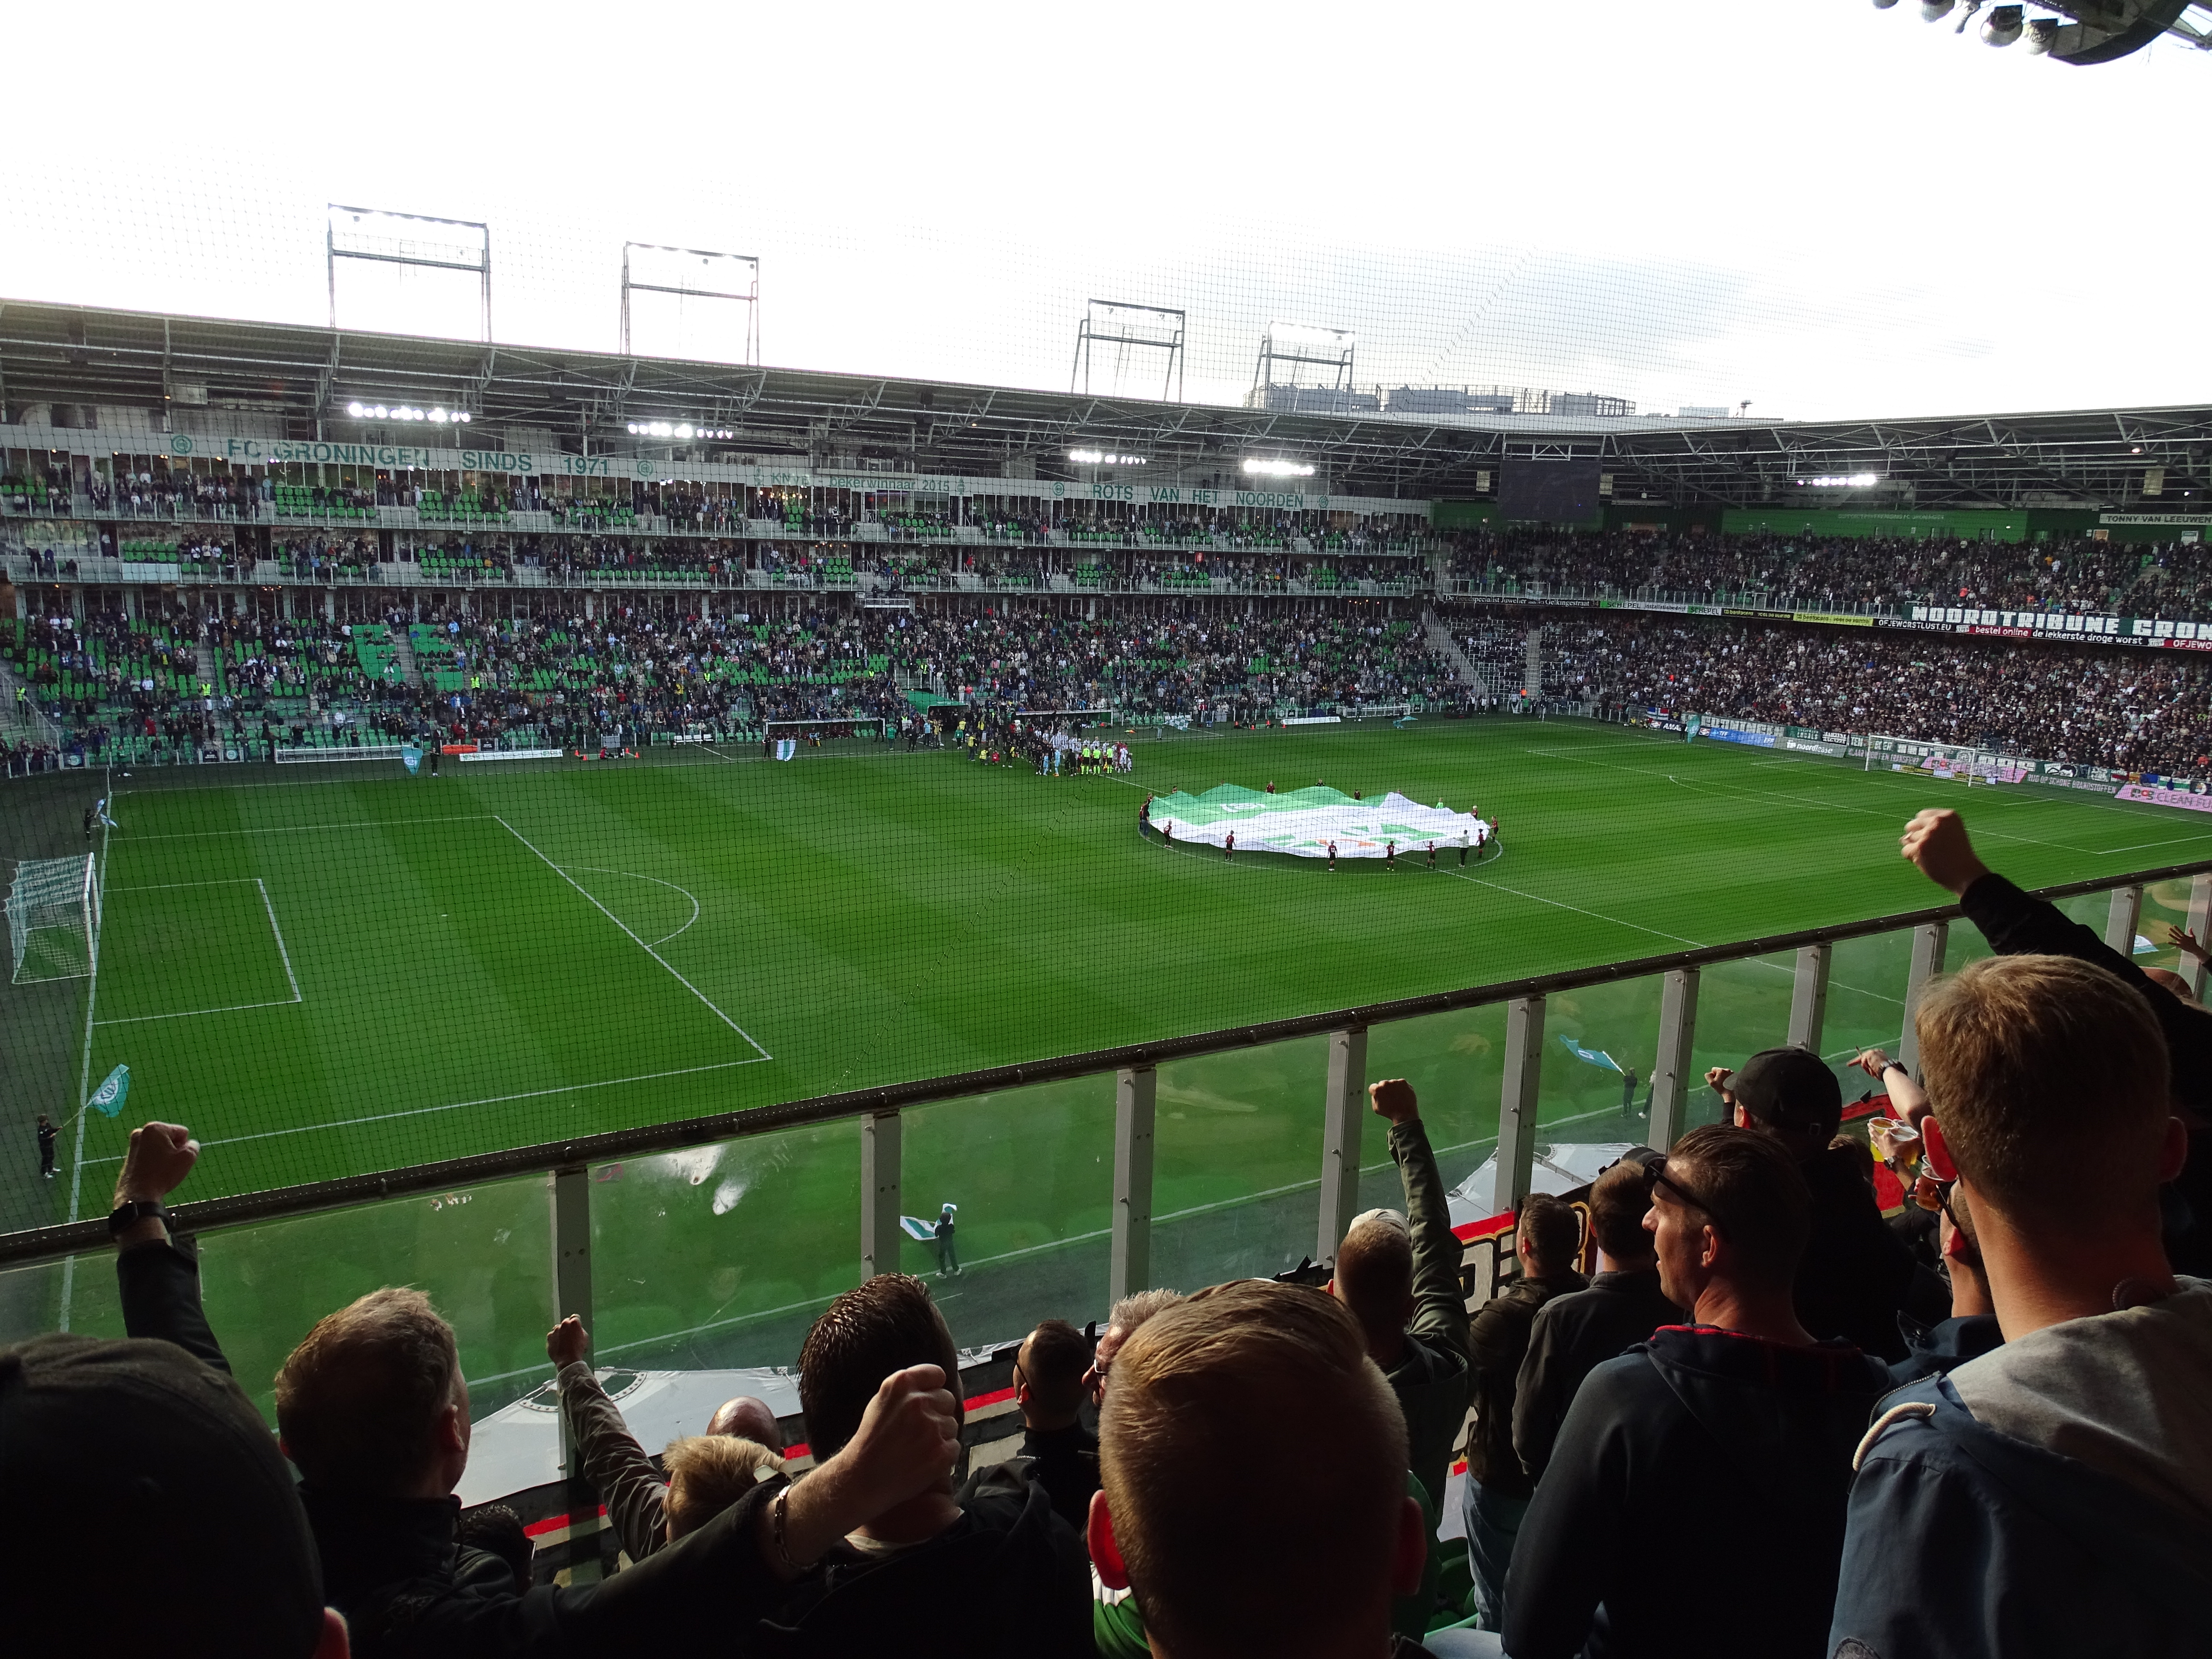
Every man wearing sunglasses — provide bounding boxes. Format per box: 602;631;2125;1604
1484;1125;1891;1659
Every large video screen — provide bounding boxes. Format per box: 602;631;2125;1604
1499;458;1602;523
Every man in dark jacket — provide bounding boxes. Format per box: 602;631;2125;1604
1899;804;2212;1274
1513;1156;1682;1485
1710;1045;1917;1360
1460;1192;1586;1627
1500;1125;1892;1659
1832;951;2212;1659
114;1121;1089;1659
1012;1317;1100;1538
1332;1078;1474;1542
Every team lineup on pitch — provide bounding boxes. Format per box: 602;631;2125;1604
11;714;2212;1415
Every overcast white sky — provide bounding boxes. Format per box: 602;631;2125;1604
1;1;2206;420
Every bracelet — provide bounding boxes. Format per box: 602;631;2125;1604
769;1480;801;1575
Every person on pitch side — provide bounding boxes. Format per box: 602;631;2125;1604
934;1203;961;1277
1225;830;1235;863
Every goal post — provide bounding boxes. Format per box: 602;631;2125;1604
763;717;884;751
7;854;100;984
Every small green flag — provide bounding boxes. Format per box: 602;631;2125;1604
87;1064;131;1118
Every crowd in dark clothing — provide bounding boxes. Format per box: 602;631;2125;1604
1447;526;2212;621
1528;609;2212;777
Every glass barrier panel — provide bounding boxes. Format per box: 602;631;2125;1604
1828;930;1915;1073
1362;1004;1509;1218
587;1118;859;1380
2139;879;2195;976
904;1077;1115;1350
1147;1035;1327;1293
1691;952;1799;1132
1536;975;1662;1138
0;1252;128;1350
191;1170;555;1425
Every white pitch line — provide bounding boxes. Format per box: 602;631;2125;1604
98;997;302;1027
76;1056;776;1164
61;812;114;1332
93;877;305;1024
125;814;494;840
496;816;770;1059
256;879;302;1002
560;865;703;947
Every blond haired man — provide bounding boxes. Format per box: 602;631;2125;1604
1832;954;2212;1659
1088;1279;1429;1659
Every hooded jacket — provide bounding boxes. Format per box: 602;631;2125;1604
1513;1266;1682;1485
1503;1325;1892;1659
1830;1280;2212;1659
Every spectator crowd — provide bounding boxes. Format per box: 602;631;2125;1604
10;807;2211;1659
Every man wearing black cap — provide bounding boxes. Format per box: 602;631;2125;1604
1708;1047;1918;1361
6;1120;347;1659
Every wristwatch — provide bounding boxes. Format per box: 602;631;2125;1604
108;1199;168;1239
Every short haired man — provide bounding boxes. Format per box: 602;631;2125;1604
1710;1046;1920;1359
719;1272;1091;1656
1333;1080;1475;1558
545;1313;784;1561
1900;806;2212;1273
1087;1279;1429;1659
1458;1191;1587;1627
1015;1318;1101;1535
1832;954;2212;1659
107;1122;894;1659
1512;1155;1682;1487
1498;1126;1891;1659
1086;1287;1185;1409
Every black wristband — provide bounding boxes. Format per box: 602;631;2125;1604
108;1199;168;1239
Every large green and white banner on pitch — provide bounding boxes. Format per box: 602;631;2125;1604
1147;785;1491;859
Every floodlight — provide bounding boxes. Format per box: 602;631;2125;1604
1872;0;1900;8
346;401;364;417
2023;15;2059;49
1983;3;2024;41
1921;0;1954;17
1242;458;1317;478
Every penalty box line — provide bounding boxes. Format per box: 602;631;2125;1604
95;878;304;1025
76;1057;774;1165
493;815;771;1061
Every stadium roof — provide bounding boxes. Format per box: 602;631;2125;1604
0;298;2204;512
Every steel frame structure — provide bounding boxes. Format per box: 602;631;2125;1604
325;206;492;343
1;298;2207;510
619;242;760;365
1071;300;1186;403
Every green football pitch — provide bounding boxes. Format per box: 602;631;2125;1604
10;717;2212;1423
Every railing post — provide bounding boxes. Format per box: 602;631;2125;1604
1898;922;1950;1080
2188;874;2212;1000
860;1110;902;1281
1112;1067;1157;1307
550;1165;602;1585
2104;885;2144;957
1486;995;1545;1217
1787;943;1832;1053
1317;1027;1369;1262
1649;967;1700;1150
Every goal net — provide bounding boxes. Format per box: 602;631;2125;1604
7;854;100;984
764;718;883;747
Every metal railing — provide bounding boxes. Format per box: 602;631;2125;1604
6;857;2208;1316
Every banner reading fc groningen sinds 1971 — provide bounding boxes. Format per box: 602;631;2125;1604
1146;785;1493;859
